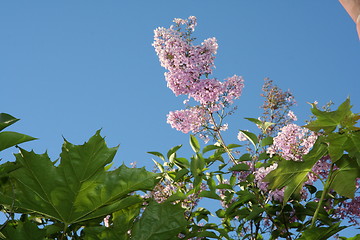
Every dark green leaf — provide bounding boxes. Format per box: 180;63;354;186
229;163;250;172
330;155;360;198
298;222;347;240
131;201;187;240
199;190;221;200
0;132;36;152
0;113;19;131
0;131;159;225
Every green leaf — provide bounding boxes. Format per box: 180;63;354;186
174;157;190;169
0;113;19;131
298;222;347;240
260;136;273;147
239;130;258;148
265;139;327;205
190;135;200;153
199;190;221;200
1;219;46;240
202;144;222;154
131;201;187;240
227;144;242;149
167;145;182;159
330;155;360;198
0;131;159;225
190;153;205;176
229;163;250;172
305;98;360;134
147;151;165;161
0;132;36;152
244;118;274;132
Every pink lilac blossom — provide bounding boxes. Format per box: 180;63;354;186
167;107;208;134
306;155;332;183
254;163;285;202
154;16;244;136
336;196;360;224
267;123;318;161
287;110;297;121
153;17;217;96
222;75;245;105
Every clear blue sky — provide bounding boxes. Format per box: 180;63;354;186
0;1;359;236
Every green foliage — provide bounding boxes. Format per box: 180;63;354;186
305;98;360;133
265;138;328;205
0;113;36;153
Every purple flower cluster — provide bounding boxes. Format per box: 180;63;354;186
254;163;285;202
267;123;318;161
153;16;244;134
336;196;360;224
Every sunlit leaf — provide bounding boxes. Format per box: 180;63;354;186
190;135;200;153
265;139;327;205
305;98;360;134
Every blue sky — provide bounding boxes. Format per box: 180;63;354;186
0;0;359;236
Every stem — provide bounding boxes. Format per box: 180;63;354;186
209;113;237;164
310;164;334;228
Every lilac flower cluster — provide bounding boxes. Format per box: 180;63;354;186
336;196;360;224
267;123;318;161
153;16;244;134
254;163;284;202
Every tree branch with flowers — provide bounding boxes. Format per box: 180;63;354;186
0;16;359;240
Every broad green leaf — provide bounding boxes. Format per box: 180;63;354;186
131;201;187;240
326;131;360;165
190;135;200;153
305;98;360;134
298;222;347;240
0;113;19;131
1;219;46;240
265;139;327;205
346;132;360;166
0;131;159;225
330;155;360;198
239;130;258;148
0;132;36;152
0;161;20;177
326;133;349;162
